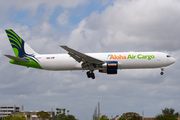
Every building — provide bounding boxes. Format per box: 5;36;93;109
0;105;24;117
12;111;55;120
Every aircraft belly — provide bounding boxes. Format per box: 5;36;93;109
40;60;80;70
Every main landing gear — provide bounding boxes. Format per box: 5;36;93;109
160;68;164;75
86;71;95;79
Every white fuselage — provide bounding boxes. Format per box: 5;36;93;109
36;52;176;71
5;29;176;79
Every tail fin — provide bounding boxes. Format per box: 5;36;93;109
5;29;38;58
114;115;119;120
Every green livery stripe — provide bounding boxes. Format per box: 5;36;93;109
13;48;19;57
9;59;42;69
7;30;22;43
7;33;19;42
7;34;21;48
10;42;19;49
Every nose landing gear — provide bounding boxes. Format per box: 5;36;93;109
86;71;95;79
160;68;164;75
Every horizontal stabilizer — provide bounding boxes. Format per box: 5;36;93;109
4;55;30;62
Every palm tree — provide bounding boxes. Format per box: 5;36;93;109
62;109;66;115
67;110;69;115
59;109;62;116
56;108;61;120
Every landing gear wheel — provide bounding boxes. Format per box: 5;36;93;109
160;72;164;75
91;73;95;79
86;71;91;78
86;71;95;79
160;68;164;75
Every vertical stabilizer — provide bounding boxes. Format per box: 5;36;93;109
5;29;38;58
5;29;42;69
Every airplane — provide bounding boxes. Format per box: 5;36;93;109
4;29;176;79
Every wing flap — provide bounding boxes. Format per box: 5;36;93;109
60;46;104;64
4;55;31;62
68;52;82;63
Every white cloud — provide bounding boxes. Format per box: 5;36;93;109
19;94;27;99
42;90;60;96
56;10;70;26
67;0;180;52
98;85;108;91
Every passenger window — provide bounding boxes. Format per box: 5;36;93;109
167;55;171;57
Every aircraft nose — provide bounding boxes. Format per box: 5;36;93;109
171;57;176;64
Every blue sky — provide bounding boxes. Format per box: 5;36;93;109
0;0;180;120
6;0;113;29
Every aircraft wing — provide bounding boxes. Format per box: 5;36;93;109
4;55;30;62
60;46;104;64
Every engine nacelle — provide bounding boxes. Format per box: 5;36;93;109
99;61;118;74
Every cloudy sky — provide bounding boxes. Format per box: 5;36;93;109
0;0;180;119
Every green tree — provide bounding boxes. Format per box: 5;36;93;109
61;108;66;118
66;115;76;120
121;112;140;119
129;115;141;120
56;114;76;120
155;108;179;120
101;115;108;119
118;116;126;120
62;109;66;114
4;114;26;120
95;115;109;120
56;108;60;115
67;110;69;115
56;108;62;120
95;118;109;120
36;111;51;120
27;114;31;120
55;108;77;120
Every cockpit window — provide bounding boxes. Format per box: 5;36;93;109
167;55;171;57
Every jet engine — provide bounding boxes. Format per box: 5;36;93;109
99;61;118;74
